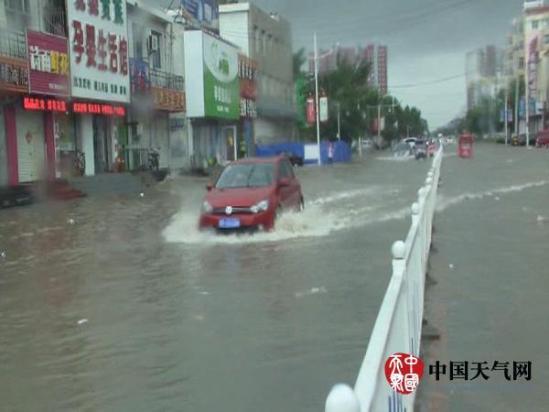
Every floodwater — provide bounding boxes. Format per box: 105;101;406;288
0;151;432;412
417;144;549;412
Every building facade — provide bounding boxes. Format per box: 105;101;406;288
127;2;187;172
0;0;190;188
465;45;504;111
219;2;295;145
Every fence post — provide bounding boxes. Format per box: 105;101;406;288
325;384;361;412
411;202;420;227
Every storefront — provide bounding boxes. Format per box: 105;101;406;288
0;34;30;186
184;31;240;169
66;0;131;175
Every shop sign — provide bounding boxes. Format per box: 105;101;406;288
67;0;130;102
152;87;185;112
180;0;219;32
23;96;67;112
27;30;70;96
184;31;240;120
72;101;126;116
319;95;329;122
0;56;29;93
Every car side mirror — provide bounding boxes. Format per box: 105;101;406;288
206;182;213;191
278;178;290;187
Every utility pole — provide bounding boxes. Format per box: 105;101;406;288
525;46;530;148
377;103;381;141
504;81;509;146
337;102;341;140
314;32;321;165
515;74;519;138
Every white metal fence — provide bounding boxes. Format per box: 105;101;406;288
325;147;443;412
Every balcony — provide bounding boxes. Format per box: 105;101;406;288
129;59;185;112
149;68;185;91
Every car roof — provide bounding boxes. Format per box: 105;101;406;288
231;156;282;165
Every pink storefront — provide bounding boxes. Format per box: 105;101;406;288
0;29;70;186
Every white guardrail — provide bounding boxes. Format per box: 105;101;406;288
325;146;444;412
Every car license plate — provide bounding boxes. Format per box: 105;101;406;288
219;218;240;229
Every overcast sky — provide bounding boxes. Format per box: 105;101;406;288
154;0;525;129
251;0;525;129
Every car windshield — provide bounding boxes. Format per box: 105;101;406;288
215;163;274;189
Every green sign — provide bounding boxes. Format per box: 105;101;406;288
203;35;240;120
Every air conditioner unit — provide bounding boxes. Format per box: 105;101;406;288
147;34;159;52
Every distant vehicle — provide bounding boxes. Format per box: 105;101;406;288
414;140;427;160
535;130;549;148
393;142;414;158
199;156;304;233
403;137;418;148
511;134;526;146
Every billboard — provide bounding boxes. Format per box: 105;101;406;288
67;0;130;103
184;31;240;120
180;0;219;31
27;30;70;96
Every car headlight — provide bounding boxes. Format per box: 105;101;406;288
201;201;213;214
251;199;269;214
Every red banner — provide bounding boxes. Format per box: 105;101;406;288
306;97;316;125
27;30;70;96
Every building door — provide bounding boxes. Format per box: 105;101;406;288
17;110;45;183
222;126;237;162
93;116;111;172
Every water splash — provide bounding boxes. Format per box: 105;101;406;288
162;187;408;245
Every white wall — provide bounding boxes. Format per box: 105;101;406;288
219;10;250;56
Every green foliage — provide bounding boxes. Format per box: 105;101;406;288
294;53;428;142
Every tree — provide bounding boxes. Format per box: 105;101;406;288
295;54;428;143
293;48;307;78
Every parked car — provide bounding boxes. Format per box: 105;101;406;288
199;156;304;233
535;130;549;147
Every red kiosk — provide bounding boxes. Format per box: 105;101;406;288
458;133;474;158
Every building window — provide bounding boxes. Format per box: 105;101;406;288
261;30;266;54
4;0;30;30
545;34;549;45
148;31;162;69
532;20;539;30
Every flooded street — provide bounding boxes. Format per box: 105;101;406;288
1;153;430;412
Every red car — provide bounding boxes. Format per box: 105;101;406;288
199;156;304;232
536;130;549;148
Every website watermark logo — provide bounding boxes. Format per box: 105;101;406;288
384;353;425;395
